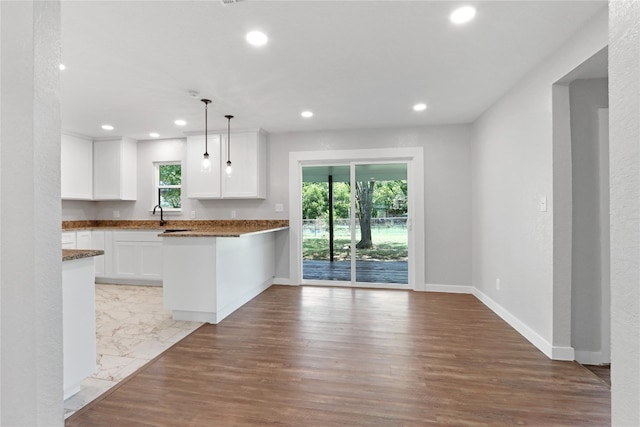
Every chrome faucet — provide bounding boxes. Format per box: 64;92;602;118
153;204;166;226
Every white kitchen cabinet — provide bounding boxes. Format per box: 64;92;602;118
61;232;76;249
221;130;267;199
186;134;221;199
112;231;163;284
93;137;137;200
186;130;267;199
61;133;93;200
92;230;107;277
76;230;92;249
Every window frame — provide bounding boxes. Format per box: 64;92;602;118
154;161;182;212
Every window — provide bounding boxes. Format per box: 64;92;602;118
155;162;182;210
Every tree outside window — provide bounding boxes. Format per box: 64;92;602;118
156;162;181;209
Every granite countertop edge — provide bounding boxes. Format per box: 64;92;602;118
158;226;290;238
62;219;289;233
63;249;105;262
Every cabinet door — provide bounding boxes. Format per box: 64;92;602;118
113;241;138;279
62;232;76;249
93;140;121;200
221;131;267;199
186;134;221;198
91;230;106;277
76;231;92;249
139;242;163;280
61;134;93;200
93;138;137;200
112;231;163;282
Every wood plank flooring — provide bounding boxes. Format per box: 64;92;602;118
66;286;610;426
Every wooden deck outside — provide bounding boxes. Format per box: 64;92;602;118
66;285;610;427
303;259;408;284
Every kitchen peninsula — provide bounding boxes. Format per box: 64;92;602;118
62;249;104;399
159;221;288;323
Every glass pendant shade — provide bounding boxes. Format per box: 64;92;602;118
202;153;211;172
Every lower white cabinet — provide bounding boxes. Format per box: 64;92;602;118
76;230;92;249
62;232;76;249
112;231;163;283
65;229;164;285
92;230;107;277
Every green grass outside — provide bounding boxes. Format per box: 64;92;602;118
303;228;408;261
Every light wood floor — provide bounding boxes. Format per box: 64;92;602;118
66;286;610;426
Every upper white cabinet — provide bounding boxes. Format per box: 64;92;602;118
93;137;137;200
61;133;93;200
221;130;267;199
186;134;221;199
186;130;267;199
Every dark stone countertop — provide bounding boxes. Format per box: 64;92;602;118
62;249;104;262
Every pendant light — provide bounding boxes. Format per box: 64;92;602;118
201;99;212;172
225;114;234;176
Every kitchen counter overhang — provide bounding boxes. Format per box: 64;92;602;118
63;249;104;261
62;219;288;232
158;226;288;238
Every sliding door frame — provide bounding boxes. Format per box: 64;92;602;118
289;148;425;290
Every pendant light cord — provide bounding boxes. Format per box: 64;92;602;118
225;115;234;166
202;99;211;155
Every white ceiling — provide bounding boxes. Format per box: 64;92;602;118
60;0;607;141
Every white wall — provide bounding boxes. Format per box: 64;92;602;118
271;125;472;287
569;78;609;362
609;1;640;424
0;1;63;425
471;8;607;359
62;200;96;221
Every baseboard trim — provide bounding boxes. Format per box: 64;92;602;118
273;277;294;285
472;288;574;361
424;284;473;294
575;350;609;365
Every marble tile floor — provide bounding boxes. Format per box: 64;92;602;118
63;284;203;419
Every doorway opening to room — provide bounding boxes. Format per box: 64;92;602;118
301;163;409;286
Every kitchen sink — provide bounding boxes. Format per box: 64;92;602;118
163;229;190;233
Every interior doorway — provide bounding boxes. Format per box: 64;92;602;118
301;163;409;286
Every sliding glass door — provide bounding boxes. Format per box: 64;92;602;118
353;163;408;284
301;162;408;287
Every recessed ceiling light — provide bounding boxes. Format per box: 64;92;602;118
174;119;187;126
59;64;66;71
450;6;476;24
413;103;427;112
149;132;160;138
301;111;313;118
246;31;268;46
101;124;114;130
